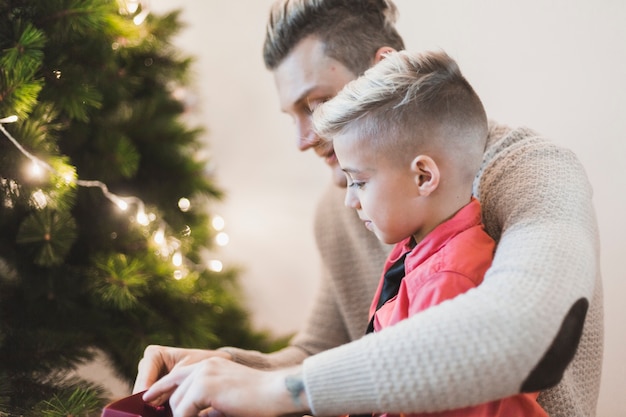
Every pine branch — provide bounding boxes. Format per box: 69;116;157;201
36;387;103;417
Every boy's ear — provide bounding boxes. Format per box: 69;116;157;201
374;46;396;64
410;155;439;196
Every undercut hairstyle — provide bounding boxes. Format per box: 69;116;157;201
313;50;489;181
263;0;405;75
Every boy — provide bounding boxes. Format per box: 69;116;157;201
313;48;546;417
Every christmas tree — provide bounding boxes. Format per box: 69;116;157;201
0;1;277;415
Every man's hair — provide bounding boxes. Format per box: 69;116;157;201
313;50;488;180
263;0;405;75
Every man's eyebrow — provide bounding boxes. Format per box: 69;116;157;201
281;87;315;114
293;87;316;109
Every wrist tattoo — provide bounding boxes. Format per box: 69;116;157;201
285;373;305;407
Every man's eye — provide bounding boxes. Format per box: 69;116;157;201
349;181;365;189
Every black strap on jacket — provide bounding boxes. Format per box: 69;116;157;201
365;251;409;334
352;251;409;417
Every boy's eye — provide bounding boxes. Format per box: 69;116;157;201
349;181;365;189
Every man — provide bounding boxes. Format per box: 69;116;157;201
135;1;603;416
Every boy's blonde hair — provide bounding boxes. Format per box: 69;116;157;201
313;49;488;182
263;0;404;75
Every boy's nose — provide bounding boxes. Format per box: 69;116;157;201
344;188;360;209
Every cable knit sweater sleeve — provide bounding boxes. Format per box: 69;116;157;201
302;123;604;416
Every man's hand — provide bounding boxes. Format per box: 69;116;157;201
133;345;232;398
142;358;309;417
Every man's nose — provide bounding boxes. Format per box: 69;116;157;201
295;118;319;151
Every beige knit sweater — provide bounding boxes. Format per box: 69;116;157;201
224;122;604;417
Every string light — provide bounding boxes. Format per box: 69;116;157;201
215;231;229;247
2;113;230;280
208;259;223;272
0;115;18;123
117;0;151;26
1;117;55;174
133;9;149;25
28;161;44;178
0;3;233;282
172;251;183;267
153;227;166;245
178;197;191;212
211;215;225;231
122;0;140;14
136;210;149;226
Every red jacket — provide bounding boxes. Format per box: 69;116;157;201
371;199;546;417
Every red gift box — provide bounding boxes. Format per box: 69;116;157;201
101;391;172;417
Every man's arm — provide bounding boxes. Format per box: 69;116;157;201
300;126;603;416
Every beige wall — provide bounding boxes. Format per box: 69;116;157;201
140;1;626;415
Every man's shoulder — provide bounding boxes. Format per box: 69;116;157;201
486;120;544;151
481;120;580;180
485;120;575;156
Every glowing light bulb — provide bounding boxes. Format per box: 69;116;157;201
116;199;128;211
136;210;149;226
29;161;43;178
154;229;165;245
173;270;184;280
215;232;229;246
178;197;191;212
212;215;225;231
172;251;183;267
208;260;223;272
133;9;149;25
126;0;140;13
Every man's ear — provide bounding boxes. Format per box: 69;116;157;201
410;155;439;196
374;46;396;64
